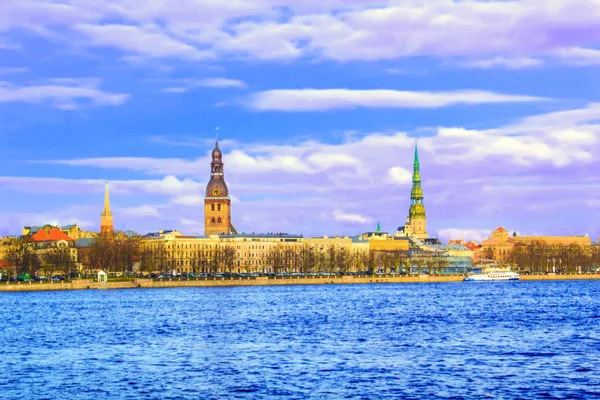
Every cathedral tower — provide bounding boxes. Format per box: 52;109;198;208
204;141;237;236
404;143;427;239
100;181;114;237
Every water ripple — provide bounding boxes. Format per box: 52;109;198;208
0;281;599;398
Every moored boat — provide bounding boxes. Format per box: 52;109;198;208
464;266;520;281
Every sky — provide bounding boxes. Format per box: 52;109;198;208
1;0;600;242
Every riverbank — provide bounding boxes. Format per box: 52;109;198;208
1;273;599;292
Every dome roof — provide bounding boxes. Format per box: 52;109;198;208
206;178;229;197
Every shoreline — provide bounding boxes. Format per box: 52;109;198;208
1;273;599;292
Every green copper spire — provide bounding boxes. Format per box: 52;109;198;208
414;141;419;165
409;142;425;218
376;221;381;232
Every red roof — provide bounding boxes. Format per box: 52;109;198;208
30;227;75;242
494;227;507;232
464;242;482;251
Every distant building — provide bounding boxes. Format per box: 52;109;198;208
23;224;95;240
482;227;591;261
29;226;79;271
417;243;474;274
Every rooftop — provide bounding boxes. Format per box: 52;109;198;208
220;233;303;239
30;227;75;242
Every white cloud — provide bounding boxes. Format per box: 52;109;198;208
0;175;202;196
120;205;162;218
171;195;205;206
461;57;543;69
0;78;129;108
247;89;548;111
306;153;361;170
387;166;412;185
333;210;370;224
553;47;600;66
161;87;188;93
3;0;600;64
437;228;492;243
161;77;247;93
73;23;213;60
198;77;247;89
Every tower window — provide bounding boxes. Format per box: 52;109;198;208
211;217;215;223
218;204;221;211
211;204;215;211
217;217;222;224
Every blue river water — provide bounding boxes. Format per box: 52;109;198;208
1;281;599;399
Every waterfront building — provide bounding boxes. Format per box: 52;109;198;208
415;243;474;274
396;143;428;240
482;227;592;261
100;181;114;238
29;226;79;273
204;141;237;236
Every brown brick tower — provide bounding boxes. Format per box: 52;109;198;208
204;141;237;236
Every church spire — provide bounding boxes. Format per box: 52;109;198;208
103;181;111;215
376;221;381;232
414;141;419;165
404;141;427;239
410;142;423;203
100;181;114;237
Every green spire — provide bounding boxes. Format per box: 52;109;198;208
376;221;381;232
414;141;419;165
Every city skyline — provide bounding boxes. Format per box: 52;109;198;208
1;1;600;241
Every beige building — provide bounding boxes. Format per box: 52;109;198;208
482;227;591;261
138;229;411;275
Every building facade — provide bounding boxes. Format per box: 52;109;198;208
482;227;592;261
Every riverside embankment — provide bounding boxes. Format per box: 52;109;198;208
1;273;599;292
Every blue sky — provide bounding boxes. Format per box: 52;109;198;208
1;0;600;242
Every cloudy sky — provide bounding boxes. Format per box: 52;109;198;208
1;0;599;242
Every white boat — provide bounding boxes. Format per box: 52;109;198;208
464;266;520;281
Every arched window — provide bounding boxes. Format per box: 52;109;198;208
211;204;215;211
211;217;215;223
218;204;221;211
217;217;222;224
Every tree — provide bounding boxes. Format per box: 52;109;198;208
44;245;73;279
4;237;39;278
222;245;237;275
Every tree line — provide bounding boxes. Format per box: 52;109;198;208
135;242;452;276
1;237;76;278
504;242;600;274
